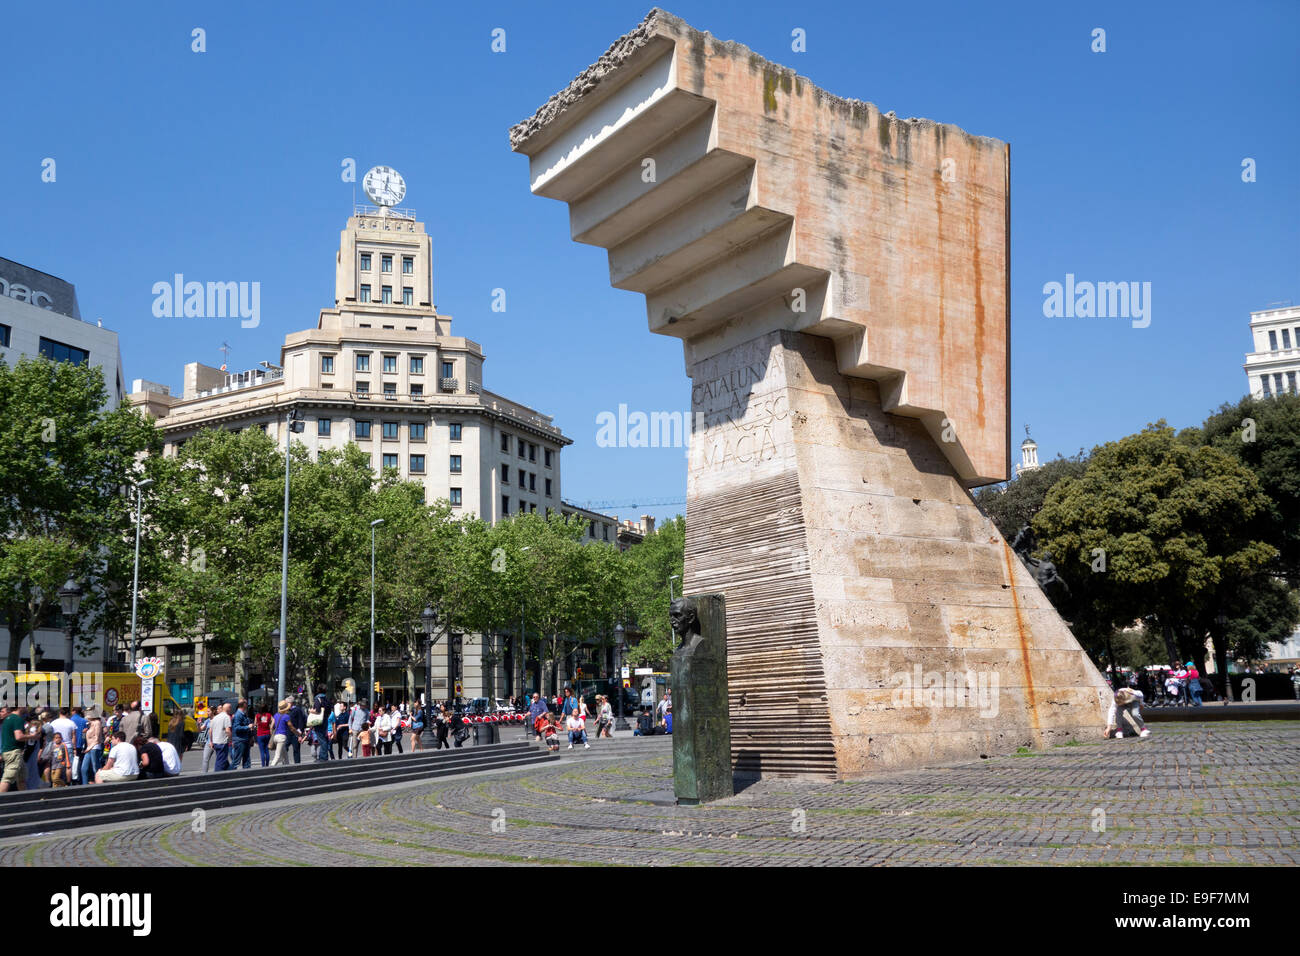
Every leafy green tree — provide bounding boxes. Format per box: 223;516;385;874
0;356;160;669
972;453;1088;540
622;515;684;667
1192;392;1300;585
1034;423;1278;673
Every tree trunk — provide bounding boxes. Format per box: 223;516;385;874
1161;623;1179;666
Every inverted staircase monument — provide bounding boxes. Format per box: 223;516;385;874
510;8;1110;778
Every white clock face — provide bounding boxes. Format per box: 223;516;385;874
363;165;406;206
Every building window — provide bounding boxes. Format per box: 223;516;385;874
1276;373;1286;394
544;449;552;468
529;443;536;462
450;423;462;441
442;361;454;378
501;433;510;453
603;525;609;541
450;455;462;473
382;325;394;330
529;473;536;492
383;382;397;397
1284;329;1293;350
382;421;399;439
356;420;372;439
38;337;89;365
356;381;369;394
502;496;510;515
518;441;526;459
321;383;332;390
382;255;392;273
382;286;392;304
0;323;9;348
318;418;331;436
402;288;413;306
410;356;424;374
382;453;398;470
450;487;462;506
356;354;370;372
518;470;525;488
382;354;397;373
1269;331;1278;350
402;256;413;274
321;355;334;374
359;285;371;303
360;253;371;271
545;478;552;497
410;423;425;440
410;455;425;473
501;464;509;482
1290;371;1298;394
410;384;423;398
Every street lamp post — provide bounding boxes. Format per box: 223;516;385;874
270;628;280;699
613;622;630;731
59;578;83;672
129;477;154;663
421;606;437;746
1216;610;1234;704
519;546;530;698
369;517;384;715
278;409;305;699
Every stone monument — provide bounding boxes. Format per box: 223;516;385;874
510;9;1110;779
669;595;733;805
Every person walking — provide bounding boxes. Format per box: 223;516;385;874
166;708;186;756
120;701;143;743
527;693;547;741
390;705;405;754
598;695;613;738
347;698;368;758
310;688;331;762
80;709;104;785
231;699;253;770
208;702;233;772
329;703;349;760
287;696;306;763
254;703;273;767
269;700;295;766
1184;661;1203;707
435;705;451;750
0;705;31;793
69;706;88;784
375;706;393;755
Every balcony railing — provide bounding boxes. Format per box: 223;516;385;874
440;377;458;392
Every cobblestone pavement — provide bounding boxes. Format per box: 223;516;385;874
4;722;1296;866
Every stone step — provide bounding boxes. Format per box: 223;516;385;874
0;743;554;839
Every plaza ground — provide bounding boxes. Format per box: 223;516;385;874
3;721;1296;866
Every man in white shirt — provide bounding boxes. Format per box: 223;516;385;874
208;703;233;771
565;712;589;749
95;731;140;783
347;699;368;757
375;709;393;755
151;736;182;776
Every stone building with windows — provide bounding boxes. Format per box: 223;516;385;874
1244;303;1300;398
127;200;572;705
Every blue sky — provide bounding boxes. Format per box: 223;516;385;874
4;0;1297;525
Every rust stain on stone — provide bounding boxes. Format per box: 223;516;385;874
1000;540;1041;737
970;191;987;432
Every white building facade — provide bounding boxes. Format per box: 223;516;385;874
1244;304;1300;398
126;201;572;705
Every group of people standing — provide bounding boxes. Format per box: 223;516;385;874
0;700;186;790
200;691;473;772
525;688;618;751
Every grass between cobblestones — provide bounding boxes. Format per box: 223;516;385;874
2;722;1295;866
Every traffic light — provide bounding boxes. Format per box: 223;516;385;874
374;681;382;693
622;679;631;688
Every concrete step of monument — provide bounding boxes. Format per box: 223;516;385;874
0;744;552;839
0;741;536;810
0;743;548;842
